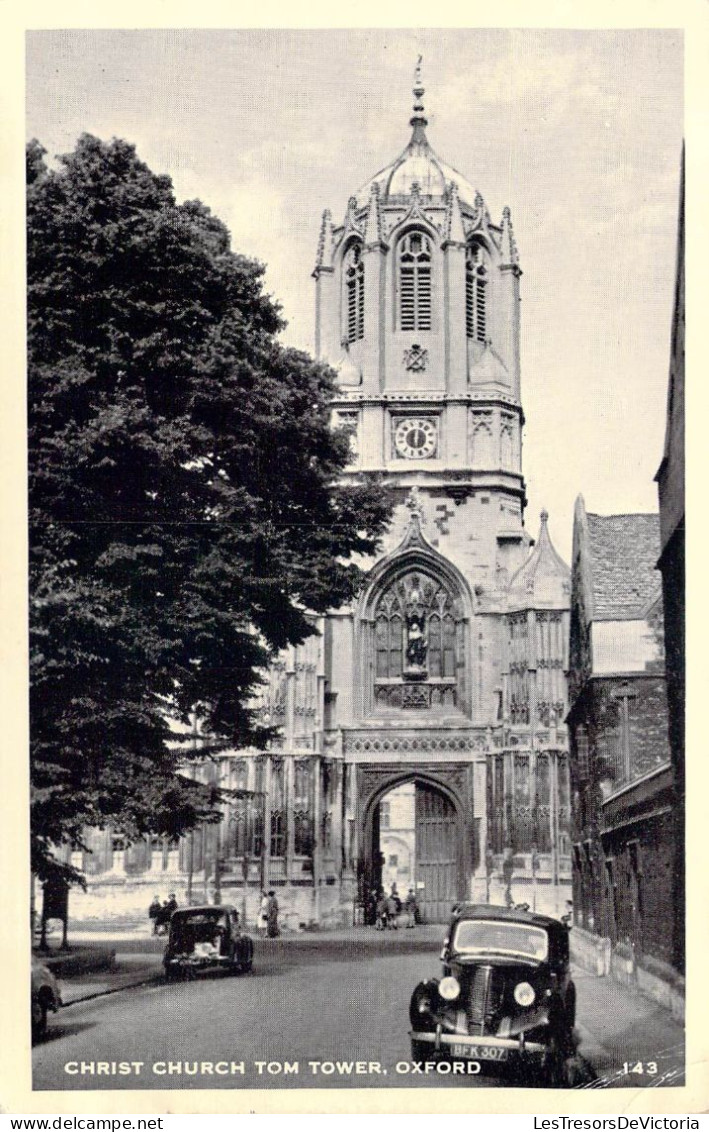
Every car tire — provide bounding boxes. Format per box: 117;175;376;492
545;1037;573;1088
32;999;48;1040
410;1039;430;1063
565;984;577;1032
239;938;254;974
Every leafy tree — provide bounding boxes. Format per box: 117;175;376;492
28;134;392;883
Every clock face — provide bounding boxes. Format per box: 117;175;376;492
394;417;438;460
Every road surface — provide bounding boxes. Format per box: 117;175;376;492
33;933;684;1092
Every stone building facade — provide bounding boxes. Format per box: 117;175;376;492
655;151;684;975
68;69;573;928
567;502;679;989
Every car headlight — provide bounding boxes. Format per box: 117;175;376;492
438;976;461;1001
514;981;536;1007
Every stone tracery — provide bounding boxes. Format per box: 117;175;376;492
372;568;463;713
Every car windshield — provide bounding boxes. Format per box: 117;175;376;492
178;912;228;926
452;919;548;961
171;911;228;947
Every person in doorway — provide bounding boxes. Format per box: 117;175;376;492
259;891;270;937
404;887;418;928
385;890;399;929
390;883;401;914
375;890;388;930
365;889;377;926
267;890;279;938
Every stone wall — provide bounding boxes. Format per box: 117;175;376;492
66;875;353;933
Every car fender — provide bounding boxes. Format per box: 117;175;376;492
409;978;440;1029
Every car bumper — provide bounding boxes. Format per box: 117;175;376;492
410;1029;546;1058
166;957;232;969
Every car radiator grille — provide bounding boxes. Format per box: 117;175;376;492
465;965;495;1036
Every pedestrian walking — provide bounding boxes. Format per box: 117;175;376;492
155;892;178;935
375;890;388;930
404;887;418;928
148;895;162;935
365;888;377;926
267;889;279;938
259;891;269;937
385;891;399;929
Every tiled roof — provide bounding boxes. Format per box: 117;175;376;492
586;513;661;620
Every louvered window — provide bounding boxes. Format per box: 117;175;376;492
466;242;488;342
398;231;432;331
344;242;364;343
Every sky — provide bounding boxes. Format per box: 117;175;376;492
25;28;683;561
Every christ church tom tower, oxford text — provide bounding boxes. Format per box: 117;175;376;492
70;66;573;928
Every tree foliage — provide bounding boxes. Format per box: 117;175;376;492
28;134;392;882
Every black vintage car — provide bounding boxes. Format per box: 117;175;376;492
164;905;254;980
409;904;576;1086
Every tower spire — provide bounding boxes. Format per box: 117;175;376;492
410;55;428;138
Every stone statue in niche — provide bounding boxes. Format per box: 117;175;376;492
404;612;428;676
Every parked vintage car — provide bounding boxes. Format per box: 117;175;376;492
163;905;254;979
409;904;576;1086
31;957;62;1039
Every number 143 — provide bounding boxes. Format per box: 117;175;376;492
622;1061;658;1075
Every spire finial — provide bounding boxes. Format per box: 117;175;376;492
541;508;549;524
410;55;428;133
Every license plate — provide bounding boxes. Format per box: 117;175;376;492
451;1045;509;1061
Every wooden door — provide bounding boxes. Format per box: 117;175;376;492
415;783;457;922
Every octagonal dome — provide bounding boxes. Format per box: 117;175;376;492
357;130;477;207
355;63;478;208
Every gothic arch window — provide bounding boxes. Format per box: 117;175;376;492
466;241;488;343
397;231;432;331
293;759;313;857
373;570;462;711
343;241;364;343
500;424;513;470
270;759;286;858
228;761;248;857
472;422;494;468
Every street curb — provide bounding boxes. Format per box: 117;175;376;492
62;971;164;1007
36;946;118;978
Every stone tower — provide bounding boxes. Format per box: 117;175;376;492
311;63;572;920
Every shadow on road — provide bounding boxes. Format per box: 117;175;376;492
34;1018;97;1045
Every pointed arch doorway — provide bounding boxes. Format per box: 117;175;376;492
364;773;464;923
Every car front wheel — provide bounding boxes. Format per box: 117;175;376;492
239;938;254;974
410;1039;430;1063
32;998;48;1040
544;1037;573;1088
